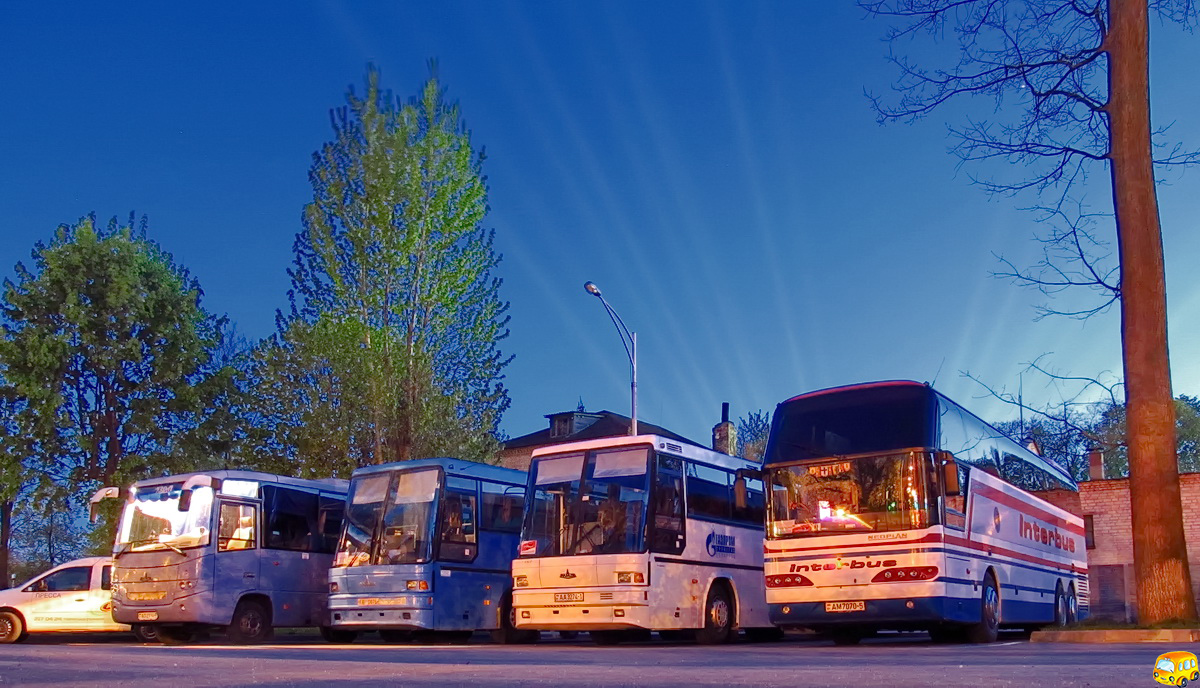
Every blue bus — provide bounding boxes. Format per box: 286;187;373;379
327;458;535;644
94;470;348;645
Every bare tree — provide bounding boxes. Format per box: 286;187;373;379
864;0;1198;622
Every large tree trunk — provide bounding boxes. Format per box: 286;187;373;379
1107;0;1197;623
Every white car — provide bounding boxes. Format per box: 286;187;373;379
0;556;154;643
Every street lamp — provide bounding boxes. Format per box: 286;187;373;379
583;281;637;435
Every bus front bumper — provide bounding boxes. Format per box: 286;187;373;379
329;594;436;629
769;596;974;629
512;590;650;631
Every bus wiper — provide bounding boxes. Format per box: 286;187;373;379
161;541;185;556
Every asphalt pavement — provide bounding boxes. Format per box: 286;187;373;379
0;632;1167;687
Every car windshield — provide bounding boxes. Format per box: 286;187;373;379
1157;659;1176;672
335;468;439;567
117;484;214;552
520;447;650;557
767;451;936;538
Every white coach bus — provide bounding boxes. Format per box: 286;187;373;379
511;434;778;644
763;381;1088;644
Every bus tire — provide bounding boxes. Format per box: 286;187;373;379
1065;584;1078;625
966;574;1000;644
491;594;538;644
319;626;358;644
227;599;273;644
132;623;159;643
155;626;195;645
694;583;734;645
0;610;25;644
1053;583;1069;627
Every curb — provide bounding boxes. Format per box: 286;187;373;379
1031;629;1200;643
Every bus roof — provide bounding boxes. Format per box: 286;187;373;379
530;434;758;471
131;469;348;495
782;379;925;404
351;457;527;485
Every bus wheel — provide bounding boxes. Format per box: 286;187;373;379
966;574;1000;644
319;626;358;644
1065;585;1078;625
132;624;159;643
491;594;538;644
155;626;195;645
379;630;413;643
0;611;25;644
227;599;273;644
1053;584;1069;627
695;584;734;645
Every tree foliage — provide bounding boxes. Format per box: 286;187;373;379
0;214;231;578
736;410;772;463
249;66;511;472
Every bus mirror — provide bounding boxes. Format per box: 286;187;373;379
942;459;961;497
178;489;193;512
733;477;748;510
88;486;121;523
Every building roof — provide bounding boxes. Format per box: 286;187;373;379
502;410;704;451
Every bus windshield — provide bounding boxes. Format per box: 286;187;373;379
117;484;214;553
336;469;439;567
520;447;650;557
767;452;936;538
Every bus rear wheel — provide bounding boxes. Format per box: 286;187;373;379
132;624;159;643
695;584;734;645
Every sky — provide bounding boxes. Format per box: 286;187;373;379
2;2;1198;447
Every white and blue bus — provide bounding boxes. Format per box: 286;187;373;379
512;435;777;644
95;470;348;644
763;381;1088;644
327;458;535;644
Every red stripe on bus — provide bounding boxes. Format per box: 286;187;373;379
943;534;1086;574
971;483;1085;536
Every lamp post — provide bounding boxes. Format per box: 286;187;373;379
584;281;637;435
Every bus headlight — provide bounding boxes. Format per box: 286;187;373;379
514;575;529;588
616;572;645;584
329;582;340;593
406;580;429;591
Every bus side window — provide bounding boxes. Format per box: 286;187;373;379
651;455;685;555
317;496;345;554
440;488;478;562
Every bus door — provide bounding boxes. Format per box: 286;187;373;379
650;455;691;627
216;499;260;602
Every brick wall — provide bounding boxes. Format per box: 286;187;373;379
1034;473;1200;622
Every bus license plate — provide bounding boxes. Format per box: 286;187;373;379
137;611;159;621
825;601;865;613
554;592;584;603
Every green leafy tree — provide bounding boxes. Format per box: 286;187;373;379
251;66;511;472
736;410;772;463
865;0;1198;624
0;213;230;562
1090;396;1200;476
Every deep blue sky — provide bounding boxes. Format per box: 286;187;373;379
2;2;1198;446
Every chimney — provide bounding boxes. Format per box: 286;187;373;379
712;402;737;456
1088;449;1106;481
